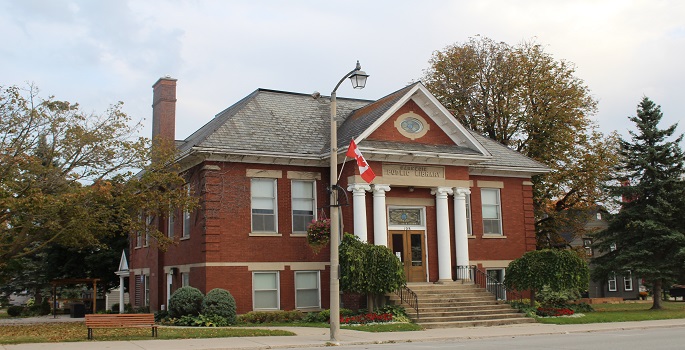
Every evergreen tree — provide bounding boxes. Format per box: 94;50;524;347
591;97;685;309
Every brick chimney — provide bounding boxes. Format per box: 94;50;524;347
152;76;177;143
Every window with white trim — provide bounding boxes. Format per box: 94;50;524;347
168;211;175;238
182;184;191;238
465;193;473;235
295;271;320;309
135;212;143;247
252;178;278;232
253;271;279;310
181;272;189;287
608;272;617;292
292;180;315;233
624;271;633;291
583;239;593;257
144;215;153;246
481;188;502;235
144;274;150;306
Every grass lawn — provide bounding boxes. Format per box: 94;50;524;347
0;322;294;345
537;301;685;324
0;319;421;344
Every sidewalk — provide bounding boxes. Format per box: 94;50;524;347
2;318;685;350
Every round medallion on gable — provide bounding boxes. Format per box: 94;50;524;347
394;111;430;140
401;117;423;134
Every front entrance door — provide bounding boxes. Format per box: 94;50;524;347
389;230;426;282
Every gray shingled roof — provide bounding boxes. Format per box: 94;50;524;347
176;86;548;173
468;131;548;170
337;83;418;149
177;89;369;156
360;140;483;156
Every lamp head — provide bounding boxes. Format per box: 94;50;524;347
349;70;369;89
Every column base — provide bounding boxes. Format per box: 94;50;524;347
435;279;453;284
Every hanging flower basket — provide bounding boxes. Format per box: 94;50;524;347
307;218;330;254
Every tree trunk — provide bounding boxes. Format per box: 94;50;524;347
651;279;663;310
530;289;536;308
366;294;375;312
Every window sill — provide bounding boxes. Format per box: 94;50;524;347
296;306;322;311
249;232;283;237
290;233;307;237
468;235;475;239
180;236;190;241
482;234;507;239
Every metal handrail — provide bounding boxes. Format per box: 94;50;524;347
469;266;522;302
394;285;419;319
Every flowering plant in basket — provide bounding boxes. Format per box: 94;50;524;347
307;218;330;254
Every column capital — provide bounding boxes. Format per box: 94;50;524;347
347;183;371;193
453;187;471;196
372;184;391;194
431;186;453;197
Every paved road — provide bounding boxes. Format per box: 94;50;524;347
294;327;685;350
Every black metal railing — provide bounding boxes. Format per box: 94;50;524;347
469;266;522;302
394;285;419;319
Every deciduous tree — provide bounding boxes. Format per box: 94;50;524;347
505;249;589;307
339;234;405;310
0;84;195;283
421;36;619;248
591;97;685;310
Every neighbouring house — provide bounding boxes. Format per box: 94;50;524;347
129;77;549;314
567;208;642;299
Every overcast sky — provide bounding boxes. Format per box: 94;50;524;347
1;0;683;143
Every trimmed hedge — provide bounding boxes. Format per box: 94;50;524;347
201;288;237;324
168;286;204;317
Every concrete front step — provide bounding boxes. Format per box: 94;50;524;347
414;312;526;323
391;282;533;329
418;308;521;318
419;317;535;329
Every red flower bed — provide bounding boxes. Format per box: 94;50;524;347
340;312;393;325
536;307;574;317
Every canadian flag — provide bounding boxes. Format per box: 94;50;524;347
346;139;376;183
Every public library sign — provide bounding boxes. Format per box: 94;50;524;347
382;164;445;180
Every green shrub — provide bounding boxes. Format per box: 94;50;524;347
201;288;237;324
238;310;305;324
7;305;24;317
568;302;594;313
111;303;120;313
317;309;330;322
171;314;230;327
537;285;580;308
376;305;406;318
169;286;204;317
507;299;540;317
154;310;169;322
133;306;150;314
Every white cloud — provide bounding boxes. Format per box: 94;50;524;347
1;0;683;141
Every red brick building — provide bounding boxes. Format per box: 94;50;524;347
129;77;548;314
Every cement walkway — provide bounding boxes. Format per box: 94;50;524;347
2;318;685;350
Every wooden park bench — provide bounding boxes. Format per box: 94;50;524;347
85;313;158;340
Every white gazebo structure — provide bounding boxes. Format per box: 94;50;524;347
114;250;130;314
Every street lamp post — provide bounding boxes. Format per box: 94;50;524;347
329;61;368;343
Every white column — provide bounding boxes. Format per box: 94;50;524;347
166;273;172;309
432;186;453;282
453;187;471;280
372;184;391;247
119;275;125;314
347;183;371;242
